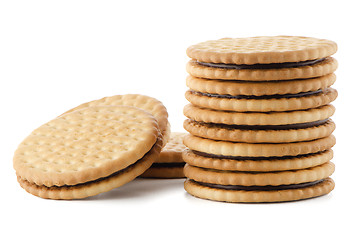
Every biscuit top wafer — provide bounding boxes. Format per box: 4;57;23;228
62;94;169;144
187;36;337;65
156;132;187;163
14;105;159;187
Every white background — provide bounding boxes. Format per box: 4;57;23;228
0;0;360;239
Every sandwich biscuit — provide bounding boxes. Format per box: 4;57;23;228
14;106;161;199
186;36;337;81
141;132;187;178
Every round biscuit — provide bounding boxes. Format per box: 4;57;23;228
14;105;159;187
184;161;334;186
183;134;336;157
185;88;337;112
186;58;338;81
184;178;335;203
17;138;161;199
184;104;335;126
183;119;336;143
182;149;333;172
186;36;337;65
62;94;170;146
186;74;336;96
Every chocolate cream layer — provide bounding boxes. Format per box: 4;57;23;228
190;118;330;131
151;162;186;168
192;150;328;161
190;89;326;100
191;179;325;191
196;58;326;70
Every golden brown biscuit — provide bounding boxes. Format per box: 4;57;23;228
186;74;336;96
14;106;161;199
186;36;337;65
18;139;161;199
184;104;335;126
62;94;170;146
184;162;334;186
182;149;333;172
186;58;337;81
183;134;335;157
184;178;334;203
185;88;337;112
183;119;335;143
184;161;335;203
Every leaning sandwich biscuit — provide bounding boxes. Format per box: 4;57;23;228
14;106;162;199
141;132;187;178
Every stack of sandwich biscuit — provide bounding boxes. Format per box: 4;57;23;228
183;36;338;203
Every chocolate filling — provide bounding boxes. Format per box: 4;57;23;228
151;162;186;168
192;150;327;161
196;58;326;70
190;119;330;131
190;89;324;100
192;179;325;191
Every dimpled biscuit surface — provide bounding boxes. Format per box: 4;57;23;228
62;94;169;144
14;105;159;187
187;36;337;64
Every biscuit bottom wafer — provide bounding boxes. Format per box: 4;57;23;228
184;178;334;203
140;164;185;178
17;139;161;200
